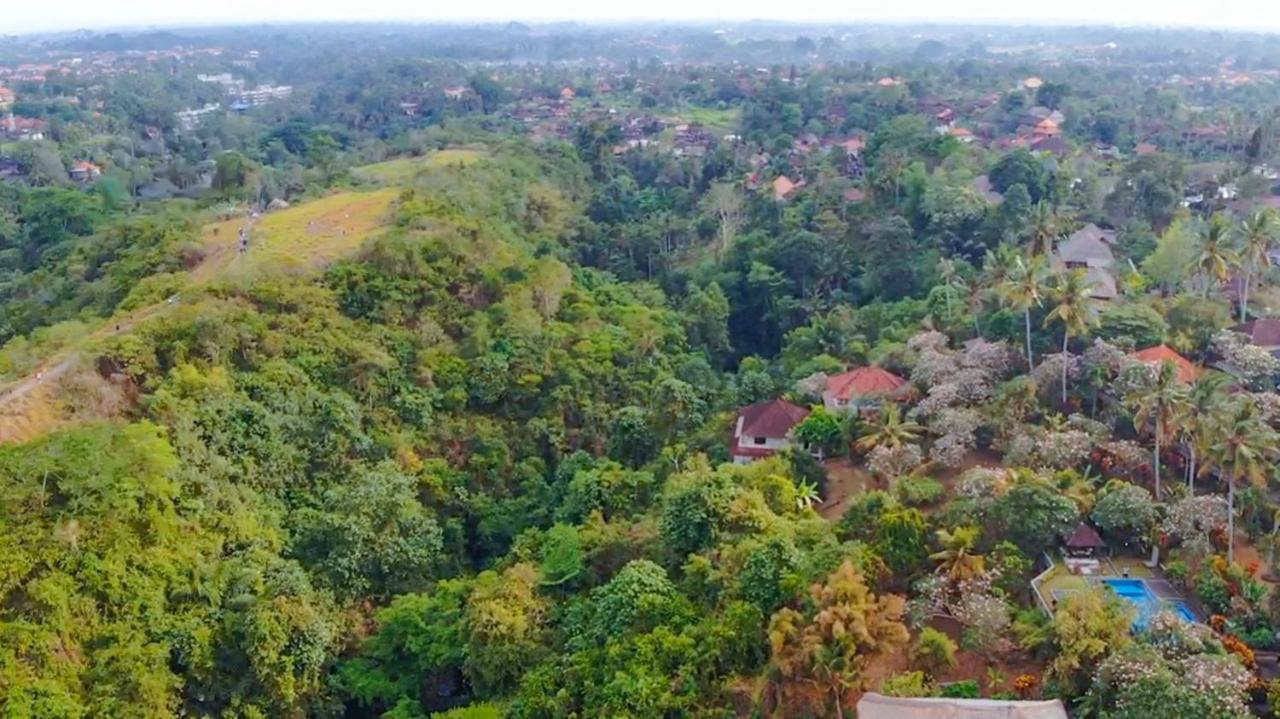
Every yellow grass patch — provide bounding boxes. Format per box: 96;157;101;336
353;147;485;184
196;188;399;284
0;189;400;444
0;383;61;445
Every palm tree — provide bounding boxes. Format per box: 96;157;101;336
938;257;959;318
981;244;1022;289
1236;211;1276;322
930;526;986;581
1178;371;1230;492
1044;269;1099;406
1124;361;1190;501
1026;202;1062;258
961;273;987;340
795;481;821;511
1199;394;1280;563
1190;215;1240;297
854;403;923;453
1000;255;1049;370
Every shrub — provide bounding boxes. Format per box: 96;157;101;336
1163;559;1188;587
912;627;959;676
896;476;945;507
880;670;936;698
939;680;980;699
1242;627;1276;651
1195;568;1232;615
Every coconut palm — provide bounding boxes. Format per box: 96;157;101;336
1236;211;1276;322
938;257;960;318
1178;371;1231;492
854;403;923;453
1000;255;1049;370
1124;360;1190;501
930;526;986;581
1044;269;1100;406
981;243;1022;289
795;481;821;511
1199;394;1280;563
1026;202;1062;258
961;273;987;340
1190;215;1240;297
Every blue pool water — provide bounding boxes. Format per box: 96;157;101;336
1102;578;1196;630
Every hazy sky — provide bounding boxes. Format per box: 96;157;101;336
5;0;1280;35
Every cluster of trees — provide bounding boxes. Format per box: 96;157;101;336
11;19;1280;719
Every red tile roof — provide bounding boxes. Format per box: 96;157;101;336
773;175;798;199
1131;345;1199;383
826;367;908;401
737;398;809;439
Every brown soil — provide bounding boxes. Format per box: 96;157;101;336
933;448;1005;494
856;617;1049;705
819;458;876;520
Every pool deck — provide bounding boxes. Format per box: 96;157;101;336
1036;555;1192;615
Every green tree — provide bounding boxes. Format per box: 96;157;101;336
929;526;985;581
1123;360;1190;500
990;482;1080;553
1091;482;1158;543
794;406;843;459
681;282;732;360
766;561;909;719
1189;215;1240;297
999;254;1049;369
1236;211;1276;321
854;403;923;453
1044;269;1100;405
1047;588;1133;697
911;627;958;677
1199;394;1280;563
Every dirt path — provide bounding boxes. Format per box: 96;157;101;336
0;299;173;412
0;210;260;416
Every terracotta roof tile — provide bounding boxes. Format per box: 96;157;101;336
1131;345;1199;383
826;367;908;401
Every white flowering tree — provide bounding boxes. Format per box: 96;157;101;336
927;407;981;468
1213;330;1280;391
867;444;923;479
1161;495;1229;558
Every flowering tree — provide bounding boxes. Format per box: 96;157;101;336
1004;428;1094;470
908;571;1011;656
927;407;981;468
1213;330;1280;391
1097;440;1150;477
1091;644;1252;718
1162;495;1229;558
867;444;923;479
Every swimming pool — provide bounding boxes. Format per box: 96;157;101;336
1102;578;1196;629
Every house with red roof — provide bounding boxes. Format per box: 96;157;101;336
772;175;800;200
1130;345;1199;383
1032;118;1061;139
70;160;102;183
731;398;810;464
822;366;910;414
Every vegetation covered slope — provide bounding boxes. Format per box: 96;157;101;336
0;142;754;717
